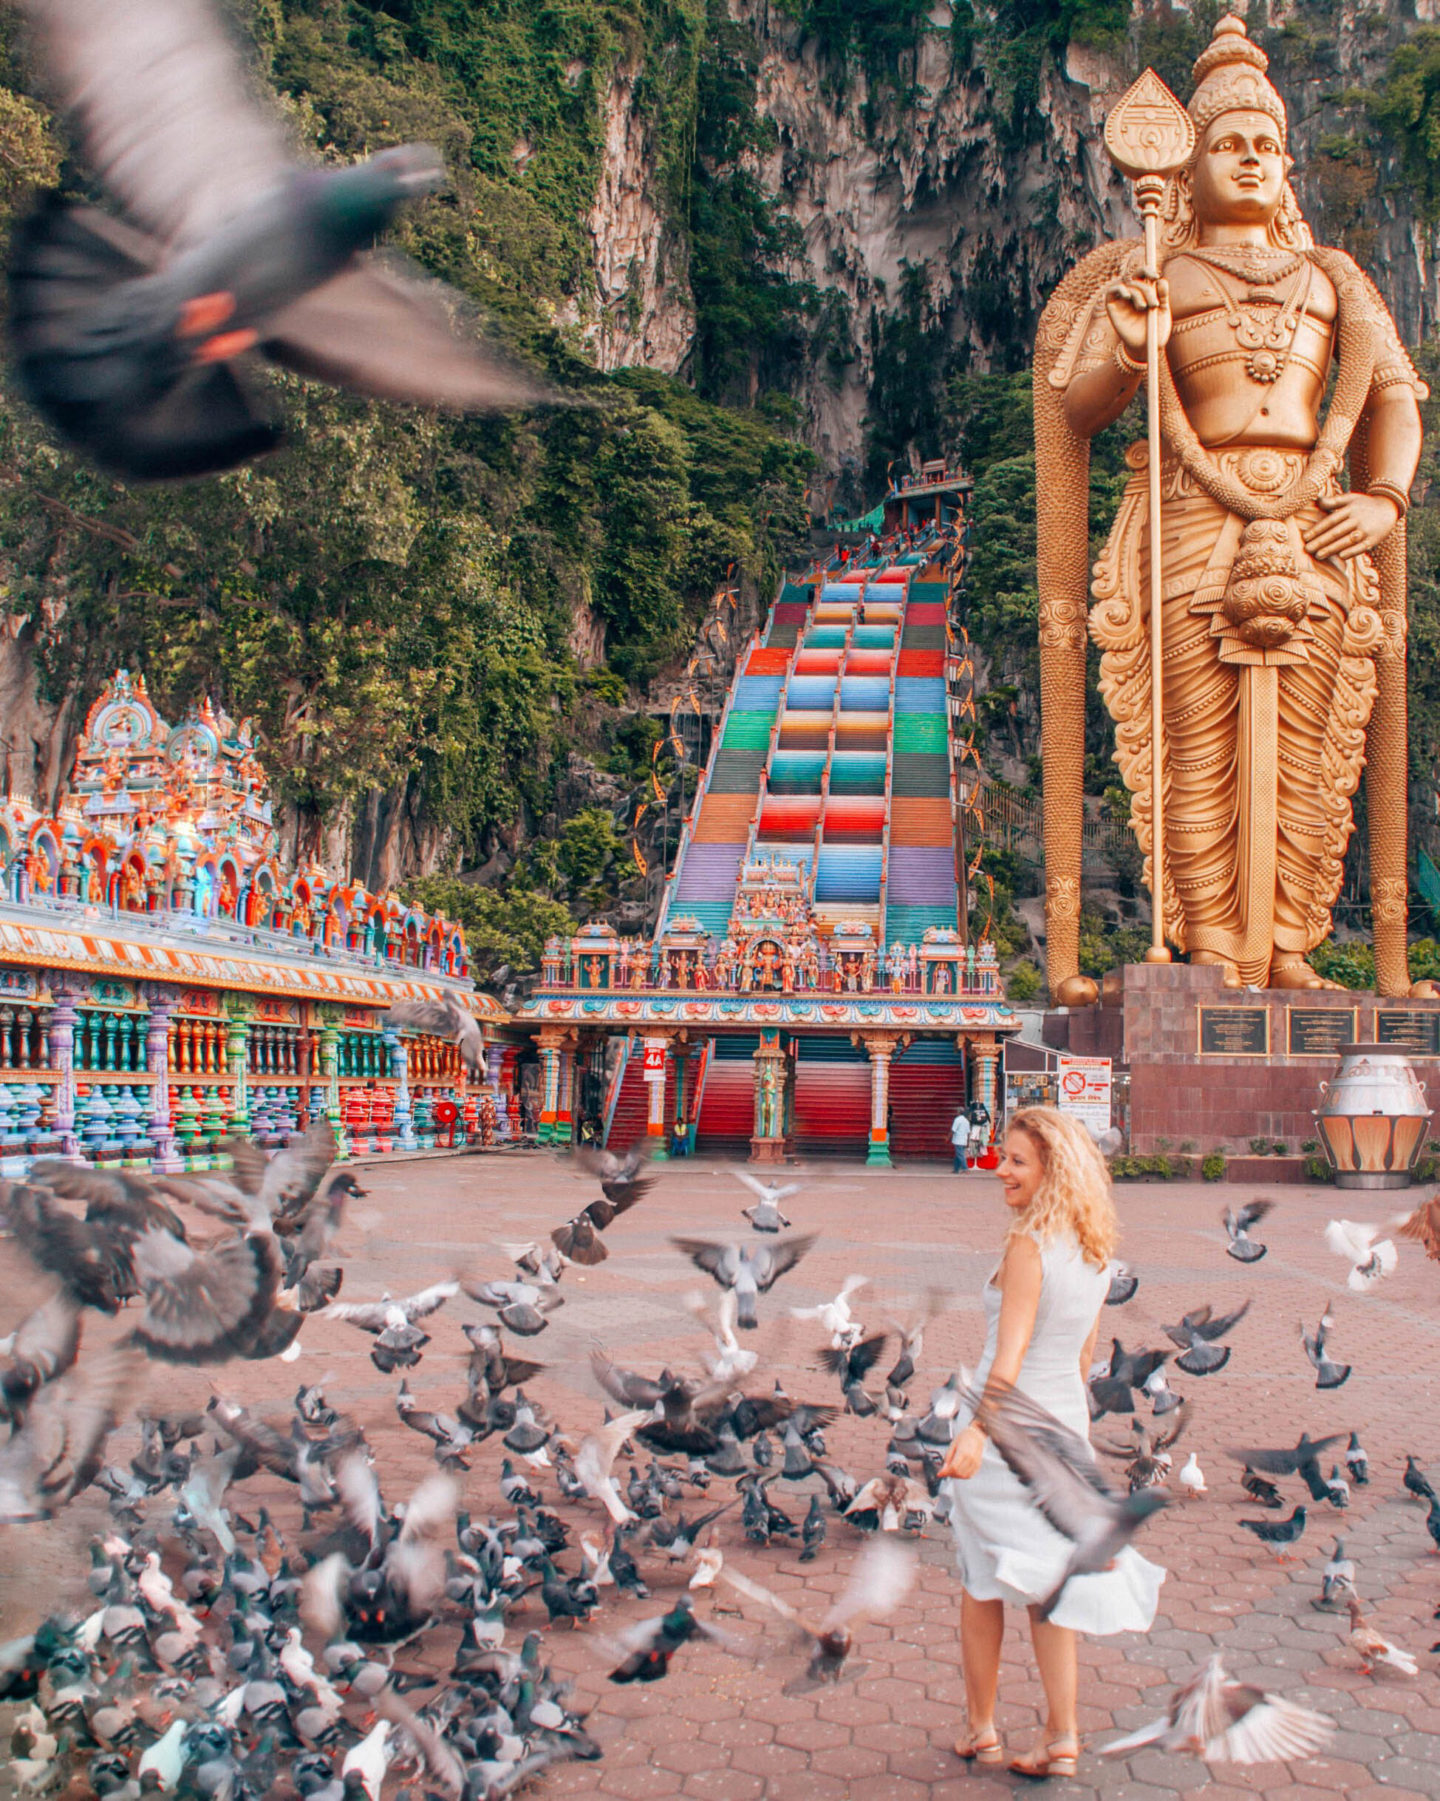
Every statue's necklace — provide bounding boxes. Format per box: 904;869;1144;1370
1186;246;1307;285
1192;257;1315;385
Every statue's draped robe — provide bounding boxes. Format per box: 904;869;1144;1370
1037;241;1422;988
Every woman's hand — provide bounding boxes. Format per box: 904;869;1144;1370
1303;491;1400;562
1103;277;1171;359
939;1424;986;1481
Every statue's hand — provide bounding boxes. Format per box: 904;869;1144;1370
1303;491;1401;562
1103;277;1171;358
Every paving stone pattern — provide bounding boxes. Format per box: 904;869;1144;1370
5;1155;1440;1800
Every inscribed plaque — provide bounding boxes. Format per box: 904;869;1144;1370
1287;1009;1357;1057
1374;1010;1440;1055
1198;1007;1269;1056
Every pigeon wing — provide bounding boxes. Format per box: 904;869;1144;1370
265;259;551;413
671;1238;740;1284
131;1230;279;1362
401;1281;459;1321
820;1538;915;1633
1208;1685;1334;1763
21;0;294;246
753;1231;820;1290
380;1001;484;1073
973;1382;1119;1542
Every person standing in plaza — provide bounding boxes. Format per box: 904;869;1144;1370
940;1107;1164;1776
950;1105;970;1173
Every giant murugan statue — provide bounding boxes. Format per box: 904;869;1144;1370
1036;15;1427;1004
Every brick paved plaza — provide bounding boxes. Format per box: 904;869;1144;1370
5;1151;1440;1800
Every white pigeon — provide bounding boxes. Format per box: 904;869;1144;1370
685;1288;758;1381
1324;1220;1398;1292
1347;1599;1418;1675
1178;1452;1206;1498
574;1409;648;1524
342;1719;394;1800
791;1273;869;1347
689;1545;724;1589
137;1720;189;1789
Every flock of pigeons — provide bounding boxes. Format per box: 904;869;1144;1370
1;1132;1438;1794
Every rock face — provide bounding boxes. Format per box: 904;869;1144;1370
578;58;696;374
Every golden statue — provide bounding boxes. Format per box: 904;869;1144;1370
1036;16;1426;1002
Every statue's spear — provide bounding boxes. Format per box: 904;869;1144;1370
1104;72;1195;964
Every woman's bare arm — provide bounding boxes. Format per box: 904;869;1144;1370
1079;1301;1104;1381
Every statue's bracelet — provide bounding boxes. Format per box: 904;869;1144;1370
1113;340;1145;378
1367;480;1410;519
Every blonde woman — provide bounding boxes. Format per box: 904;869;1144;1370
939;1107;1164;1778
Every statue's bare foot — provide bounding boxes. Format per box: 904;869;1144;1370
1269;955;1343;992
1054;974;1100;1008
1191;952;1243;989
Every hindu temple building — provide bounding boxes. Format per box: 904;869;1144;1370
0;670;505;1172
518;465;1020;1164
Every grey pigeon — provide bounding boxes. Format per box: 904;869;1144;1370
1301;1306;1351;1389
734;1171;801;1233
1162;1300;1250;1376
9;0;547;479
967;1378;1168;1618
1223;1200;1273;1263
670;1232;818;1330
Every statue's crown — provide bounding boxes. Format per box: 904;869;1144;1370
1189;14;1287;146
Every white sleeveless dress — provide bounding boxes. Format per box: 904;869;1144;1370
947;1230;1165;1635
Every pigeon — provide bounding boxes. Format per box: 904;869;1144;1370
8;0;547;481
1238;1505;1307;1560
1241;1467;1284;1510
552;1144;653;1263
1144;1369;1184;1417
1325;1465;1350;1509
1223;1200;1273;1263
1104;1262;1138;1305
966;1378;1168;1617
1099;1654;1332;1762
0;1343;138;1521
380;1000;486;1074
683;1288;757;1382
819;1333;888;1417
789;1273;868;1346
1088;1339;1172;1415
604;1595;739;1683
1346;1598;1418;1675
1178;1452;1206;1498
1162;1300;1249;1376
719;1539;915;1685
167;1118;339;1232
460;1277;562;1338
1345;1432;1369;1487
733;1171;801;1233
573;1410;649;1525
1301;1305;1351;1389
671;1233;818;1330
1403;1455;1436;1504
322;1282;457;1369
1394;1193;1440;1261
1426;1497;1440;1556
1229;1430;1346;1494
1324;1219;1398;1292
1316;1537;1355;1609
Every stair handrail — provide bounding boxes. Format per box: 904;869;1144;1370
878;569;905;957
601;1032;633;1146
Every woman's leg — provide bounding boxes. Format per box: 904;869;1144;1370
1027;1607;1078;1740
959;1590;1005;1733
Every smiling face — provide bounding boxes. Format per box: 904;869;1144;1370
1191;110;1289;227
997;1126;1047;1213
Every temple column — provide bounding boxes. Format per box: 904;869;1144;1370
318;1009;347;1159
537;1029;564;1144
485;1044;509;1140
555;1036;576;1146
749;1029;791;1165
48;981;80;1158
142;983;180;1171
860;1032;900;1167
641;1033;671;1159
223;998;251;1137
671;1038;696;1156
385;1023;417;1151
966;1033;1000;1153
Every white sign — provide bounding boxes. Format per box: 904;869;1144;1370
1057;1054;1112;1138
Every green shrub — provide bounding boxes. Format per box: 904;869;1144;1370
1247;1137;1271;1156
1305;1153;1336;1184
1200;1151;1226;1182
1272;1141;1289;1157
1006;960;1042;1003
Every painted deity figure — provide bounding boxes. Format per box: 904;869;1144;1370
1037;16;1426;998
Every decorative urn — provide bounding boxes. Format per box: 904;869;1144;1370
1314;1043;1431;1189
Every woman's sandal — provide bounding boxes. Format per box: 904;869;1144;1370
953;1722;1004;1765
1009;1734;1080;1779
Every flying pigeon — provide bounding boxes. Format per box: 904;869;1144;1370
1162;1300;1249;1376
1099;1654;1332;1762
1301;1305;1351;1389
719;1539;915;1686
671;1233;818;1330
1223;1199;1273;1263
733;1170;802;1233
1324;1219;1398;1292
8;0;547;479
380;1001;485;1075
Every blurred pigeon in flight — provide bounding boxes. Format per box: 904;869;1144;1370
8;0;548;479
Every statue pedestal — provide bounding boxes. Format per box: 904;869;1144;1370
1044;962;1440;1160
749;1134;791;1165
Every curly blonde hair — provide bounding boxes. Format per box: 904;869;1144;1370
1003;1107;1118;1268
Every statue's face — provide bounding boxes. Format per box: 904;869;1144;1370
1191;110;1288;225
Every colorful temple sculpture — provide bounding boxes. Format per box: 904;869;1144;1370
520;472;1020;1164
0;670;509;1172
